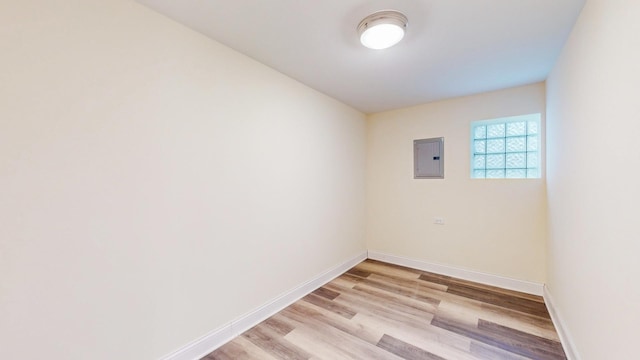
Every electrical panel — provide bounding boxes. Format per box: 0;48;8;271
414;137;444;179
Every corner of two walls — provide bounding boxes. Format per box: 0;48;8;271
364;83;548;285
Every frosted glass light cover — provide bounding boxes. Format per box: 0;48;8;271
358;10;408;50
360;24;405;49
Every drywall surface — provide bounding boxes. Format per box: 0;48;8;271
366;83;547;283
546;0;640;358
0;1;366;359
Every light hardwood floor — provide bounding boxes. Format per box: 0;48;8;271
203;260;566;360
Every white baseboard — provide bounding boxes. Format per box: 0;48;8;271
367;250;544;296
543;285;581;360
159;251;367;360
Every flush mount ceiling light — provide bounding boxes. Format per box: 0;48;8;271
357;10;408;50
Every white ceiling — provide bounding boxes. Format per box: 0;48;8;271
136;0;585;114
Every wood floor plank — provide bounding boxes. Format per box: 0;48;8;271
331;283;475;357
301;293;356;319
325;273;364;288
365;259;425;276
205;335;282;360
312;286;340;300
242;323;311;360
470;341;531;360
437;298;560;341
286;300;383;345
331;285;436;328
354;273;444;304
326;281;437;321
477;319;566;359
431;313;566;360
376;274;560;341
345;268;371;278
418;272;545;304
445;282;550;318
340;272;368;285
280;304;404;360
351;312;478;360
477;302;560;340
330;275;359;289
262;316;296;337
202;259;567;360
204;339;249;360
353;260;422;280
351;282;438;314
368;272;450;293
284;328;359;360
377;334;447;360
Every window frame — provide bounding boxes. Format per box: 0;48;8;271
470;113;542;179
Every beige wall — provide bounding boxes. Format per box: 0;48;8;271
366;83;547;283
546;0;640;358
0;1;366;359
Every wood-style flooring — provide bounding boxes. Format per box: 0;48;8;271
203;260;566;360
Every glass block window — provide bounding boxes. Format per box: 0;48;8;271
471;114;541;179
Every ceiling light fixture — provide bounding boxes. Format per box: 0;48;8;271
357;10;408;50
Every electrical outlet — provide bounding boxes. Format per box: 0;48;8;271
434;217;445;225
